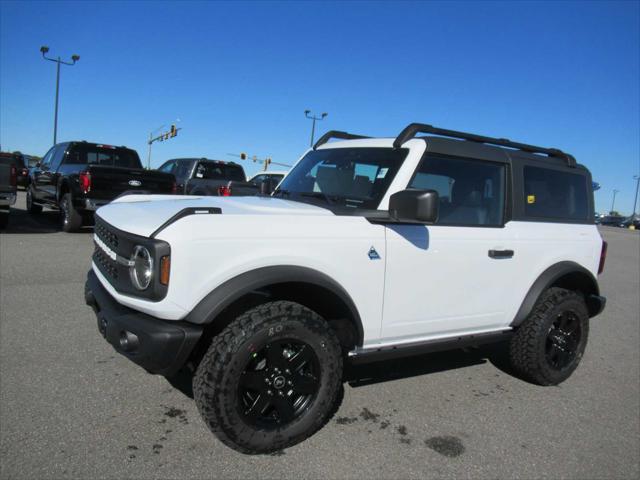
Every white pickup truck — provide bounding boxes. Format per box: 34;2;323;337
85;123;607;453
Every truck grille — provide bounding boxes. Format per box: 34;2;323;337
95;220;119;249
92;215;170;302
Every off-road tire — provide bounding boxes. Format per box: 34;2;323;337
193;301;343;454
509;287;589;386
60;193;82;232
26;187;43;214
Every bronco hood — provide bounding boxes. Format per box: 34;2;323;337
95;194;332;237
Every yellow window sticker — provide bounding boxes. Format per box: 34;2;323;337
527;195;536;204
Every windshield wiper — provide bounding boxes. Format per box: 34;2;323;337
273;189;291;197
300;192;337;205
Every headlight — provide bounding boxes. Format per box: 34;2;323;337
130;245;153;290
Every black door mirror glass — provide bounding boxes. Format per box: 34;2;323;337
389;189;439;223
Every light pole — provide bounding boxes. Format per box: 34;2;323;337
633;175;640;217
40;46;80;145
304;110;327;147
611;189;620;214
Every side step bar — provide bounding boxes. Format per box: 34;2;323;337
348;330;512;364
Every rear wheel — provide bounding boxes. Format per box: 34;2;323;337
509;287;589;386
60;193;83;232
193;301;343;454
26;187;43;214
0;208;8;229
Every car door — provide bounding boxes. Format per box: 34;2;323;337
381;153;517;345
32;146;56;203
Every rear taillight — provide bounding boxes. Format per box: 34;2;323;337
218;185;231;196
9;164;17;187
79;171;91;194
598;241;608;275
21;168;28;176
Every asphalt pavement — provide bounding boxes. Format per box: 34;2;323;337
1;192;638;479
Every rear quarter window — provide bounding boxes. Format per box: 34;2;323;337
523;166;589;221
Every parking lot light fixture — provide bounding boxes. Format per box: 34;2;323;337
611;189;620;214
40;46;80;145
633;175;639;217
304;110;328;147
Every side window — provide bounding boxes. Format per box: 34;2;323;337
409;155;505;226
523;166;588;221
50;146;66;170
252;174;267;183
158;160;176;174
40;147;55;168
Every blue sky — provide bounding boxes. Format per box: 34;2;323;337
1;0;639;214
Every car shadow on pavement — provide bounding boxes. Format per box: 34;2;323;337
1;206;94;234
164;342;519;400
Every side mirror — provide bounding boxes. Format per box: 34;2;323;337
389;189;439;223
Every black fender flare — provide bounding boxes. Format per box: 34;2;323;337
184;265;364;346
511;261;601;327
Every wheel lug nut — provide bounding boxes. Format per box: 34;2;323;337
267;390;272;395
285;369;290;374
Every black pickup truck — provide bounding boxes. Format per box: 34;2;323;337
27;142;176;232
0;154;18;228
157;158;246;195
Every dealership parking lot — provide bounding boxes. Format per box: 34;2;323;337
1;192;638;480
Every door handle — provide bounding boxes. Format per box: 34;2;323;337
488;249;514;259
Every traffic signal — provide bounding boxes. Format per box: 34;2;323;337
170;125;177;138
240;152;247;160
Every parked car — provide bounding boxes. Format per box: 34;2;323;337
620;216;640;229
0;154;18;228
85;122;606;454
599;215;626;227
18;155;39;188
157;158;246;195
27;142;176;232
219;171;288;197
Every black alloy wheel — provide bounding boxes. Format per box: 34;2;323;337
238;339;320;428
545;311;582;370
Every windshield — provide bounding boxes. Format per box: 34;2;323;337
275;147;408;210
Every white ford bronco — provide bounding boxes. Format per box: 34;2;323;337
85;123;607;453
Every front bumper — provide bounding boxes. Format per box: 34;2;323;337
84;270;202;376
0;193;16;207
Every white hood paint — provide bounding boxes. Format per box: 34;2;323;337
96;194;332;237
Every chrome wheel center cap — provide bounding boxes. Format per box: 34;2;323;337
273;375;286;389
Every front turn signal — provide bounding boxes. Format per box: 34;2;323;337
160;255;171;286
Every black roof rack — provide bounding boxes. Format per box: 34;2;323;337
313;130;370;150
393;123;576;167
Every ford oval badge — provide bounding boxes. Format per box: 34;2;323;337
128;180;142;187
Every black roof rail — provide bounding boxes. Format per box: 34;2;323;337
393;123;576;167
313;130;370;150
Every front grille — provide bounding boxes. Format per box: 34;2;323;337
93;247;119;280
92;215;170;302
95;219;119;249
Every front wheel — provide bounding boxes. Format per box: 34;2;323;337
59;193;83;232
509;287;589;386
193;301;343;454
